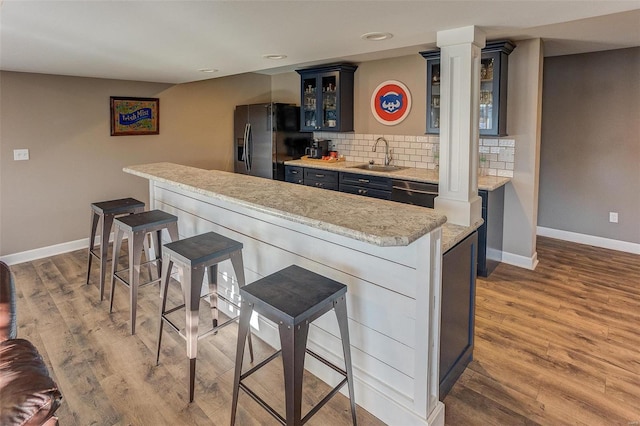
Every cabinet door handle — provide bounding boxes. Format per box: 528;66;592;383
315;174;325;178
358;178;370;183
291;170;298;174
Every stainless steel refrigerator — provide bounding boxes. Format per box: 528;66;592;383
234;103;312;180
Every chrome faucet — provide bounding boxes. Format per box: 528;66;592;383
373;137;392;165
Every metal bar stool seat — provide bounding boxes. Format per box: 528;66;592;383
156;231;254;403
86;197;145;300
230;265;357;426
109;209;179;335
156;232;253;402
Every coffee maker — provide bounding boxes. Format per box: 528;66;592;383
305;139;331;159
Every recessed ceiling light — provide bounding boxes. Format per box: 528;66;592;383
361;32;393;41
198;68;218;73
262;54;287;60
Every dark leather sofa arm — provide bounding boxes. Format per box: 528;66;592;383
0;261;62;425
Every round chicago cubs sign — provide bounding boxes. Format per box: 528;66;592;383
371;80;411;125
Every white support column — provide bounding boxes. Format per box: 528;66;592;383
434;26;485;226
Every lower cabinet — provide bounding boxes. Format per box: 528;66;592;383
303;168;338;191
477;187;505;277
285;166;304;184
440;230;478;399
339;172;391;200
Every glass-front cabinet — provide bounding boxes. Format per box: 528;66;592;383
421;40;515;136
296;64;357;132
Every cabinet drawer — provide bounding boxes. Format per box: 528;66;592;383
340;184;390;200
340;172;392;191
304;180;339;191
285;166;304;184
304;169;338;184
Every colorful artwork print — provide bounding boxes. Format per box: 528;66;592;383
370;81;411;126
110;97;159;136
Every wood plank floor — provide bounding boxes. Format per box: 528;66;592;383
10;249;382;426
8;236;640;425
444;236;640;426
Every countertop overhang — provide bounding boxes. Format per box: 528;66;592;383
284;159;511;191
124;162;449;247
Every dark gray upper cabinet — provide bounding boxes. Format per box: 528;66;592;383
296;64;357;132
420;40;515;136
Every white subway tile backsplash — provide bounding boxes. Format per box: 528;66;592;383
498;148;515;163
317;132;514;178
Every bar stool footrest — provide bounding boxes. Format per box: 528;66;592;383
237;348;349;426
160;311;242;342
113;271;161;289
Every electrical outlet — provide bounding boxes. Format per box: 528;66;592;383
609;212;618;223
13;149;30;161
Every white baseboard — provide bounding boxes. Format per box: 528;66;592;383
0;233;123;266
501;250;539;270
0;238;91;266
537;226;640;255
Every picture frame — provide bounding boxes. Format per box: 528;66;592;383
110;96;159;136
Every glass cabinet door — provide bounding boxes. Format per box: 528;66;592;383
424;52;441;134
429;62;441;132
321;74;338;129
421;41;514;137
479;56;496;134
302;76;317;131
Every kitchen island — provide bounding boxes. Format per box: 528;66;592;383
285;159;508;276
124;162;459;426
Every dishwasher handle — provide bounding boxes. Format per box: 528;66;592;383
391;186;438;196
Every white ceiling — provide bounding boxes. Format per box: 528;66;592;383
1;1;639;84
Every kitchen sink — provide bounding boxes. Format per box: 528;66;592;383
350;164;408;172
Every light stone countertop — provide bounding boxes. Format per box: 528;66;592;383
124;162;449;247
442;221;482;253
285;159;511;191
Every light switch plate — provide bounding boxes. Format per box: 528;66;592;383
609;212;618;223
13;149;30;161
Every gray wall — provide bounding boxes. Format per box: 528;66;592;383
538;47;640;244
0;71;271;256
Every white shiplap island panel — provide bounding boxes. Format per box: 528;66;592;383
124;163;447;426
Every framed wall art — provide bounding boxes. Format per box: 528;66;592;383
110;96;159;136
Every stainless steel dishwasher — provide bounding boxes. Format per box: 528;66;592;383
390;179;439;208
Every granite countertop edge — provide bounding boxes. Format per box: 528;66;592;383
442;220;483;253
284;159;511;191
124;163;449;248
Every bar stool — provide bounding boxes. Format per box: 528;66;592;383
86;198;145;301
109;210;179;335
156;231;254;402
230;265;357;426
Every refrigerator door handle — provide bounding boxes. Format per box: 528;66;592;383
243;123;251;171
245;123;252;172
